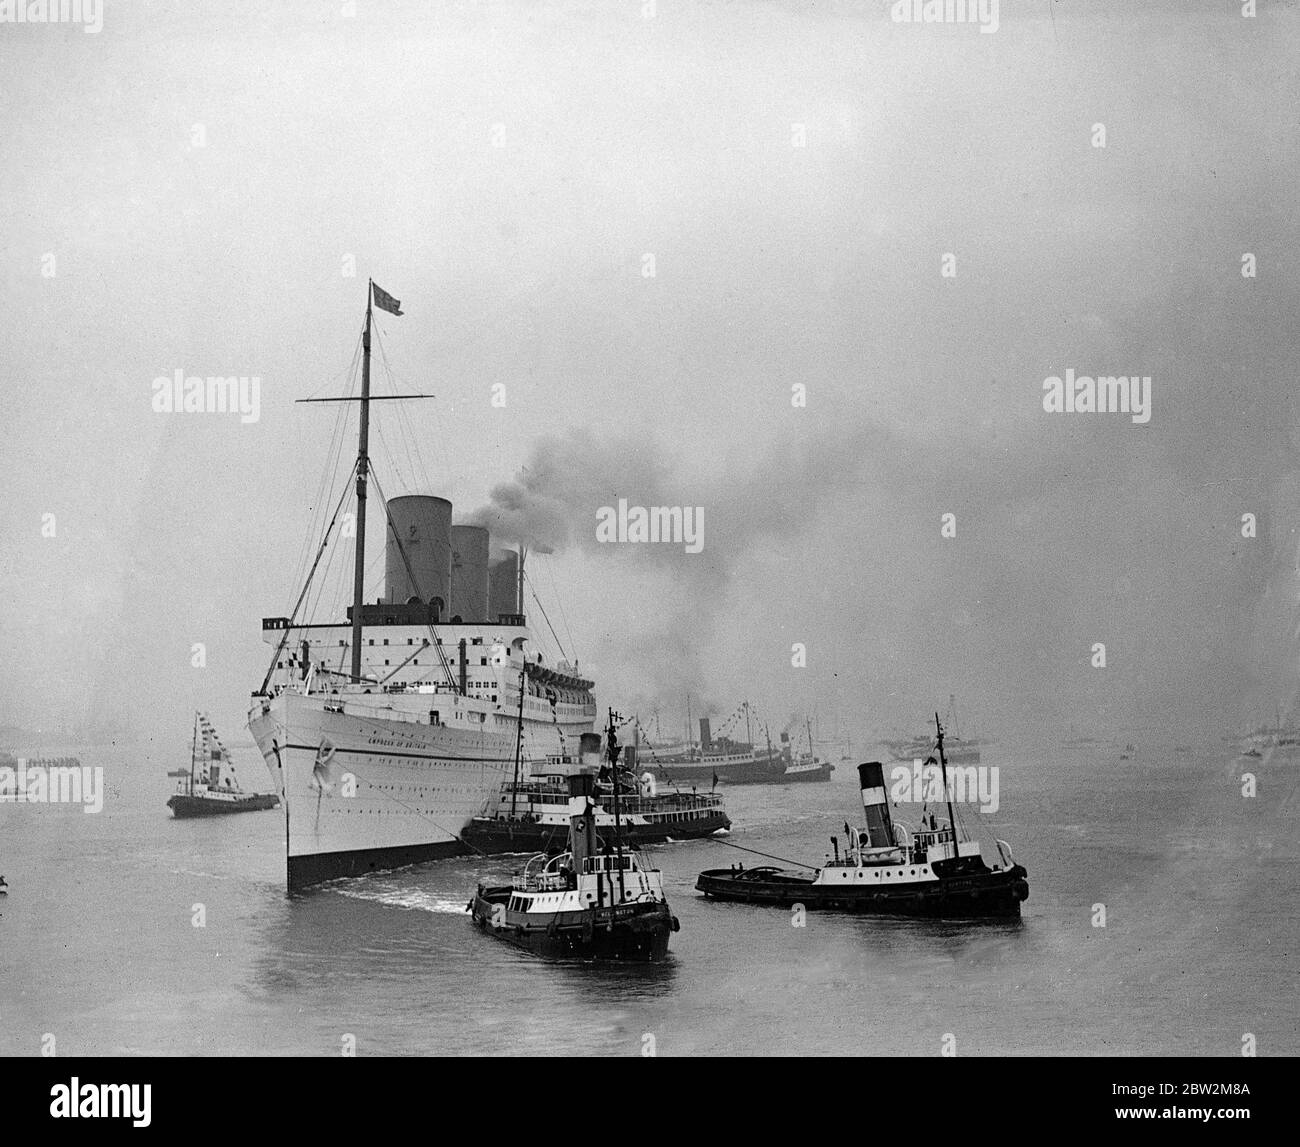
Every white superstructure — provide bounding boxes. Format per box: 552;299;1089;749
250;617;596;888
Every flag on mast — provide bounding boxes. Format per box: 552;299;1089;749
371;282;403;316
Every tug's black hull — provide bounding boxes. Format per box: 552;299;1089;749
167;793;280;818
470;885;676;960
462;812;731;855
695;863;1029;918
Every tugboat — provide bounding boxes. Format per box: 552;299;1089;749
696;715;1028;918
168;713;279;818
469;715;679;960
760;719;836;784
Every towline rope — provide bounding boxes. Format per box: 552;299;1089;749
705;836;820;871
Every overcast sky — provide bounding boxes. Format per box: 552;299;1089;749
2;1;1297;750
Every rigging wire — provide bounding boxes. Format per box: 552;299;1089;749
305;477;352;624
373;319;440;489
259;476;354;694
627;717;683;794
542;554;577;664
525;572;569;663
290;334;361;594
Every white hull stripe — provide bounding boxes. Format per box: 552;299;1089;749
283;741;518;764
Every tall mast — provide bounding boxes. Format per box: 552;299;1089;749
935;712;959;855
608;709;626;903
189;713;198;793
349;283;374;685
286;278;426;694
515;544;527;620
509;658;527;817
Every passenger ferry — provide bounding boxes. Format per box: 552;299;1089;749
462;756;730;854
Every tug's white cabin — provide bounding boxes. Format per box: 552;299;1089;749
507;846;666;915
503;760;668;914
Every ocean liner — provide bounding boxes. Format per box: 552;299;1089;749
248;281;597;890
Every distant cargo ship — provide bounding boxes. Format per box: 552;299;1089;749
168;713;279;818
632;705;833;786
883;695;982;765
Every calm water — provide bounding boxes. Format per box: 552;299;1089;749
1;740;1296;1056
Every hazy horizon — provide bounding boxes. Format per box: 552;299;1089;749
3;0;1298;755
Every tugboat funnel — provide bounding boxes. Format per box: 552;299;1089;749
567;770;598;869
856;762;895;849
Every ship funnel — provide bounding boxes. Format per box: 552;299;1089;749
857;762;895;849
567;770;598;869
579;732;603;772
384;495;452;611
698;717;712;751
449;524;490;621
488;548;520;620
568;772;597;799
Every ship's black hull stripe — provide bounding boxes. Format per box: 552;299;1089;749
288;840;468;890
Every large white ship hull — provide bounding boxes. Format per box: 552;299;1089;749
249;690;569;889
